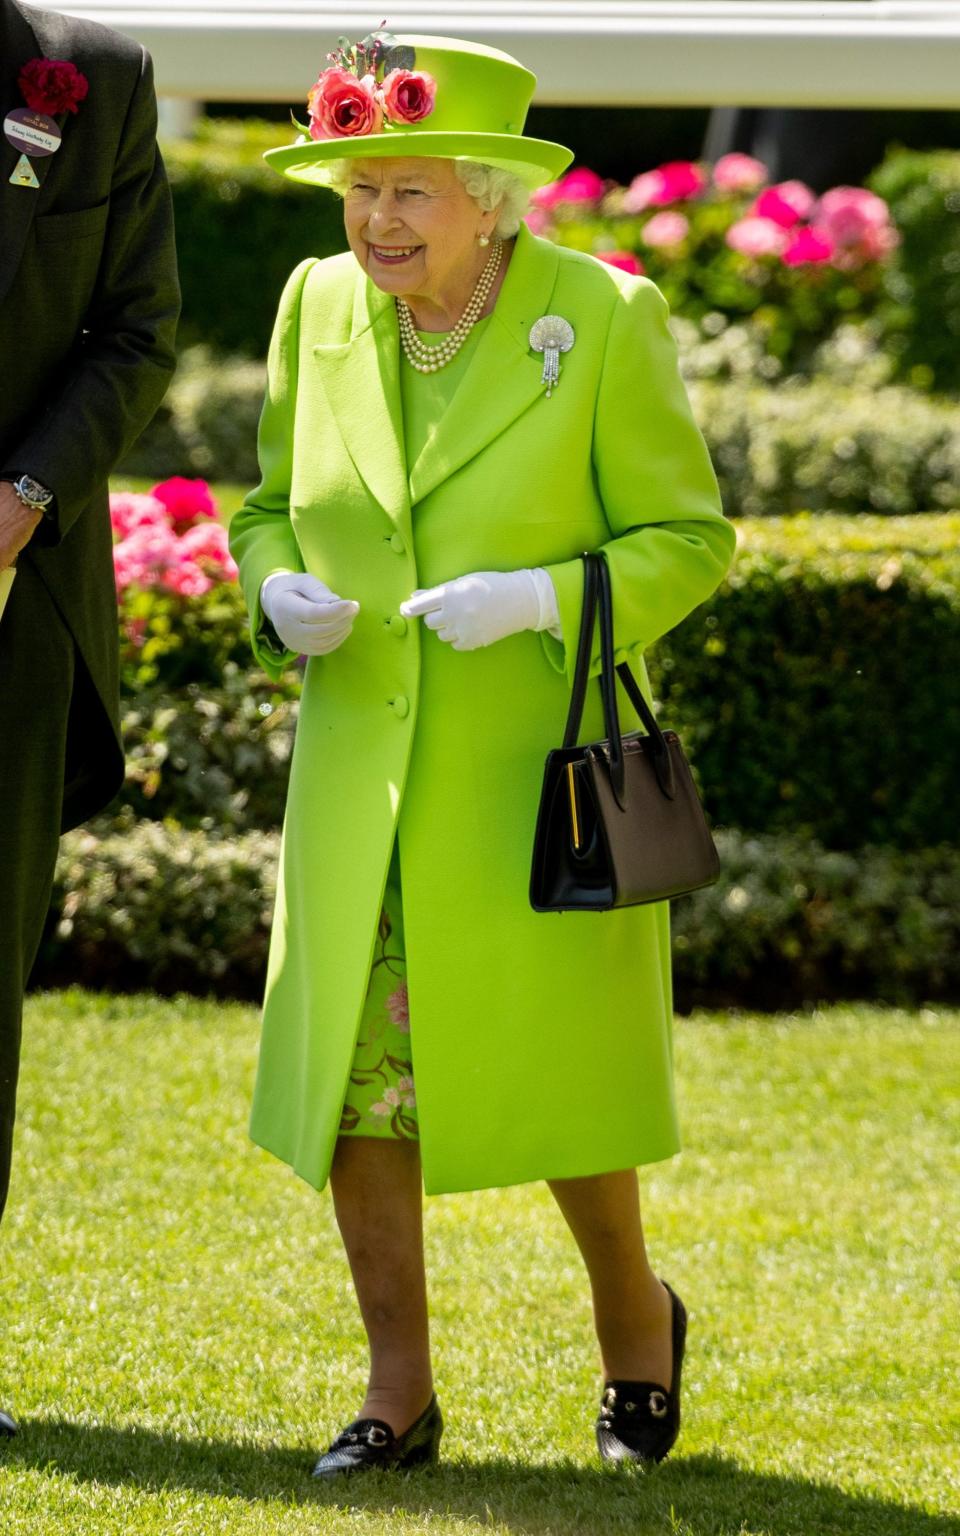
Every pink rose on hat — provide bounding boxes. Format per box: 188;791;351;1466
381;68;436;124
308;68;383;139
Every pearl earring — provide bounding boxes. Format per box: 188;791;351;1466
478;233;491;247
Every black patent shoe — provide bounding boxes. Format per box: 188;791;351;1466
0;1409;17;1438
596;1280;687;1466
311;1395;442;1479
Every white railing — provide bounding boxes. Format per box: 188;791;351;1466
27;2;960;107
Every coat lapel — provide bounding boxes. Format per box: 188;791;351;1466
408;224;561;506
0;1;73;308
312;272;411;535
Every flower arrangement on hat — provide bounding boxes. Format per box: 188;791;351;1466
300;27;436;140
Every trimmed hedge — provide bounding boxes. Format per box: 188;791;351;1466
34;821;960;1010
121;348;960;518
163;119;346;355
869;148;960;396
652;513;960;851
110;515;960;853
687;378;960;518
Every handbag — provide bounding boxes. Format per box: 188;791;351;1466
530;551;721;912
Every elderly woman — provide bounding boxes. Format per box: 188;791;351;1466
230;31;735;1478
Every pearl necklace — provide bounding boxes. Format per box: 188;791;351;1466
396;239;504;373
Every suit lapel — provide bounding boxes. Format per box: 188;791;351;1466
0;1;73;308
312;272;411;536
408;224;561;506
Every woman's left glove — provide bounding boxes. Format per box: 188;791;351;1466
400;568;561;652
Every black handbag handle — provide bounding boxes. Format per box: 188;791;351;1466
562;552;599;750
562;553;675;809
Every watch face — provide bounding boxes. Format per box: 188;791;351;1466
17;476;53;507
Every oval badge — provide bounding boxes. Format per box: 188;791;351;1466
4;107;62;157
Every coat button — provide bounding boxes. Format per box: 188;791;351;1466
388;614;408;637
390;695;410;718
389;532;406;554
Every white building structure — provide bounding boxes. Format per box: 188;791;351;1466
24;2;960;110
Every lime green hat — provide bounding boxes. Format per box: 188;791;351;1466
264;33;574;192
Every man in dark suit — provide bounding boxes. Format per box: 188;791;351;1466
0;0;180;1434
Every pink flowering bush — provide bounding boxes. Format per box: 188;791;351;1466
111;478;246;691
530;153;902;375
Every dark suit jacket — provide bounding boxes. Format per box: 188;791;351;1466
0;0;180;830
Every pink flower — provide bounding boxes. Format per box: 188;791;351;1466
109;491;169;541
386;982;410;1031
524;207;551;236
725;215;790;258
623;171;661;214
814;186;899;268
178;521;239;583
369;1101;391;1118
150;477;217;535
558;167;606;203
594;250;645;275
533;167;605;209
641;211;689;248
308;68;383;139
624;161;706;213
752;181;816;229
713;153;768;193
782;224;836;266
163;562;213;599
657;161;708;203
113;523;181;593
383;1087;401;1107
817;185;889;243
380;68;436;125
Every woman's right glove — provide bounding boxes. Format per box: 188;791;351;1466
260;571;359;656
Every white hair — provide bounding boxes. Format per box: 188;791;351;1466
319;157;531;238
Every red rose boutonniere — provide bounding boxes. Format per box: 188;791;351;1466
18;58;89;116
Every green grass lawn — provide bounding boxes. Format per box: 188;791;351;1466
1;995;956;1536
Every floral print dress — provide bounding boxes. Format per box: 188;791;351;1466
338;836;417;1140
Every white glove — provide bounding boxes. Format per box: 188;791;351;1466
260;571;359;656
400;568;561;652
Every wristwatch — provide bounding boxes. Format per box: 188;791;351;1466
11;473;55;515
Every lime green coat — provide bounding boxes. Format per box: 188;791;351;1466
229;223;736;1196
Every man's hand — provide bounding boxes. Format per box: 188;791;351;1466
0;482;41;569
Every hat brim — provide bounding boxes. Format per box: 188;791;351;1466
264;132;573;192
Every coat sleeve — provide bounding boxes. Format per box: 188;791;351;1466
228;257;316;679
3;48;180;543
540;277;737;682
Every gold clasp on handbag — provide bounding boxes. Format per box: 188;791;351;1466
566;761;582;852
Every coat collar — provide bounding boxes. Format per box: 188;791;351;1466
311;269;410;536
0;0;73;309
311;223;562;521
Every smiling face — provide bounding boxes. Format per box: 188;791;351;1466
341;156;500;325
